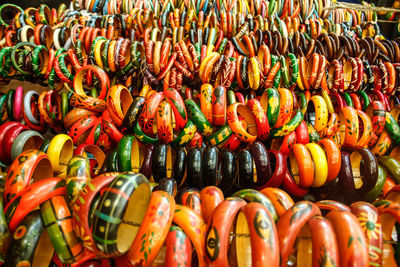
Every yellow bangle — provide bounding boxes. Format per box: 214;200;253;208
153;41;162;75
199;52;219;79
47;134;73;174
248;57;260;90
94;38;106;69
306;143;328;187
307;95;328;132
321;89;334;114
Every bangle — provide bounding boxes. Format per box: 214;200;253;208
164;88;188;130
185;99;213;136
204;124;231;147
65;156;91;203
338;106;359;148
262;150;286;188
384;112;400;144
259;187;294;217
276;201;321;266
295;120;310;144
92;172;151;256
227;103;257;143
73;65;110;99
102;110;123;143
250;141;271;188
186;147;203;189
270;109;303;138
165;226;192;266
318;138;341;183
2;124;29;163
71;172;120;255
157;100;173;143
138;92;163;136
13;86;23;121
41;195;84;264
47;134;73;175
69;94;107;113
10;130;43;161
152;144;173;182
205;198;246;265
173;204;207;267
63;108;97;130
4;177;65;233
306;143;328;187
378;156;400;184
326;210;369;266
211;85;227;127
126;191;175;266
355;109;373;148
117;135;141;172
199;83;213;124
274;88;294;128
73;144;106;177
68;115;101;145
305;95;328;132
366;100;386;135
200;186;224;225
106;85;133;127
247;98;269;141
133;121;159;145
260;89;279;126
6;89;15;121
121;96;146;132
288;143;315;189
203;146;218;187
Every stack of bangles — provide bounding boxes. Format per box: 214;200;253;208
2;1;400;266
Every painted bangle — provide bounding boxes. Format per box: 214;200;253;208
47;134;73;175
4;177;66;233
4;149;52;204
106;85;133;127
117;135;142;173
384;112;400;144
69;94;106;113
250;141;271;188
63;108;97;130
74;144;106;177
10;130;43;161
204;124;231;147
355;109;373;148
2;124;29;163
164;88;188;130
288;143;314;188
260;88;280;126
13;86;23;121
378;156;400;184
366;101;386;135
73;65;110;99
318;138;341;182
102;110;123;143
157;100;174;143
199;83;213;124
41;195;84;264
185;99;213;136
92;172;151;256
138;92;163;136
247;98;269;141
151;143;174;182
338;106;359;148
270;109;303;138
164;225;192;266
186;147;203;189
126;191;175;266
5;210;54;266
305;95;328;132
227;103;257;143
68;115;101;146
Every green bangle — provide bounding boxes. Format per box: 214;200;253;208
105;149;119;172
357;91;370;111
0;47;12;78
287;53;299;88
307;121;320;143
185;99;213;136
342;92;353;107
10;42;37;77
0;4;23;27
91;36;107;59
385;112;400;143
39;139;51;153
363;164;386;202
133;121;158;144
204;124;232;146
264;88;280;126
75;39;84;65
171;119;197;147
0;95;7;124
58;53;74;81
280;55;290;88
271;55;281;89
61;91;69;119
378;156;400;184
270;109;303;138
117;135;140;172
227;90;236;105
90;88;98;98
6;89;14;122
31;45;48;78
131;41;145;70
297;92;308;115
48;67;57;90
101;39;111;73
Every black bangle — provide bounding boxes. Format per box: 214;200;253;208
173;147;186;187
238;148;254;189
203;146;218;186
186;147;203;189
219;148;237;194
250;141;271;188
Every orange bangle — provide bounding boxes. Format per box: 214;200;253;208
307;53;320;89
242;35;255;57
274;88;293;128
257;44;271;76
156;100;174;143
179;40;194;72
338;106;359;148
288;144;315;188
153;41;162;75
299;56;310;90
126;191;175;266
371;130;392;157
260;187;294;217
200;186;224;225
314;54;327;89
355;109;373;148
108;40;117;72
202;53;220;83
264;61;281;89
227;103;258;143
200;83;213;124
212;85;226;126
318;138;341;183
106;85;133;127
385;62;396;95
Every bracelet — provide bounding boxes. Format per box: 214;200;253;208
186;147;203;189
138;92;163;136
63;108;97;130
41;195;85;264
2;124;29;163
47;134;73;175
73;65;110;99
156;100;173;143
185;99;213;136
69;93;107;113
288;143;314;188
10;130;43;161
106;84;133;127
247;98;269;141
4;177;66;233
92;172;151;256
164;226;192;266
306;143;328;187
126;191;175;266
227;103;257;143
164;88;188;130
117;135;141;172
338;106;359;148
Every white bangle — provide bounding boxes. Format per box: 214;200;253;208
53;28;62;50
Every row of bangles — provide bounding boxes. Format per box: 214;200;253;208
2;0;400;266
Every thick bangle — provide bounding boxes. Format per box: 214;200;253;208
92;172;151;256
305;95;328;132
384;112;400;144
63;108;97;130
227;102;257;143
185;99;213;136
367;101;386;135
338;106;359;148
106;85;133;127
204;124;231;147
68;115;101;145
270;109;303;138
157;100;174;143
10;130;43;161
4;178;66;233
260;149;286;188
274;88;293;128
74;144;106;176
326;210;369;267
288;143;314;188
378;156;400;184
2;124;29;163
306;143;328;187
121;96;146;132
138;92;163;136
13;86;23;121
260;88;280;126
165;226;192;266
199;83;213;124
102;110;123;143
355;109;373;148
276;201;321;267
5;209;53;266
41;195;84;264
47;134;73;175
71;172;120;254
164;88;187;130
199;186;224;225
250;141;271;188
247;98;269;141
4;149;52;204
6;89;15;121
117;135;141;172
126;191;175;266
318;138;341;183
186;147;203;189
69;94;107;113
259;187;294;217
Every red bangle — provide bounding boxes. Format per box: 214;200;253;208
2;124;29;163
295;121;309;144
262;149;286;188
164;88;187;130
106;85;133;127
68;115;100;145
4;177;66;233
212;85;227;127
73;144;106;177
101;110;124;143
247;98;270;141
282;170;309;197
165;226;192;266
138;92;164;136
13;86;23;121
0;122;22;162
73;65;110;99
200;186;224;225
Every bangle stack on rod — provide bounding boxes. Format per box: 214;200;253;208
1;0;400;266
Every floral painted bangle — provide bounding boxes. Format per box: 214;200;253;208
185;99;213;136
106;84;133;127
366;100;386;135
164;226;192;266
92;172;151;256
164;88;188;130
227;102;257;143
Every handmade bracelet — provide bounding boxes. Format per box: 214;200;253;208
92;172;151;256
138;92;163;136
338;106;359;148
305;95;328;132
227;102;257;143
68;115;101;146
366;100;386;135
106;84;133;127
47;134;73;175
288;143;314;188
164;226;192;266
164;88;187;130
4;177;66;233
73;65;110;99
10;130;43;161
126;191;175;266
117;135;142;172
156;100;174;143
274;88;293;128
185;99;213;136
317;138;341;182
63;108;97;130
